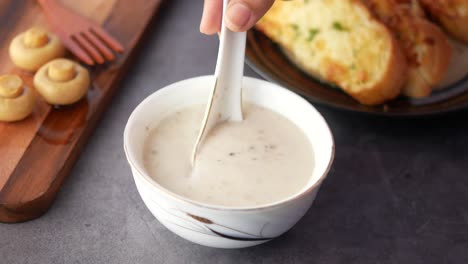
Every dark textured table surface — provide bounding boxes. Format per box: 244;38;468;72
1;1;467;263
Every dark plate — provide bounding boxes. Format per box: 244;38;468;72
245;29;468;117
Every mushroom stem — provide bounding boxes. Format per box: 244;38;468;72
0;75;23;99
24;27;49;48
0;74;35;122
48;59;76;82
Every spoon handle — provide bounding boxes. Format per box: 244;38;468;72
213;0;246;122
191;0;246;164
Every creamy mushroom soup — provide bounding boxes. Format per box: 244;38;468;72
143;103;314;207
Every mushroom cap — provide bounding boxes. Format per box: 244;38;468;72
0;74;35;122
9;27;66;71
34;58;90;105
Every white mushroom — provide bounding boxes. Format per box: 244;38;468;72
34;58;90;105
9;27;66;71
0;74;35;122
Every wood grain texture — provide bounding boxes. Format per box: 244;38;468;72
0;0;163;223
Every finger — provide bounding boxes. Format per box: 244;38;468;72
200;0;223;35
225;0;275;32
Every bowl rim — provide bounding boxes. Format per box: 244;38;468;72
123;75;335;212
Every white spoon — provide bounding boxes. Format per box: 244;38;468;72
191;0;247;165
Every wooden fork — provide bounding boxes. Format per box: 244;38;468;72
38;0;124;65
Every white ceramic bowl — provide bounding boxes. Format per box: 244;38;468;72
124;76;334;248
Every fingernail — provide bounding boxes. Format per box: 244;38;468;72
226;2;252;30
200;24;210;34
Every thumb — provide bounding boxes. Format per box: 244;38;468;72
225;0;275;32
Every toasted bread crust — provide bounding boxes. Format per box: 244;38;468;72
256;0;407;105
404;18;453;97
349;33;407;104
362;0;452;98
420;0;468;44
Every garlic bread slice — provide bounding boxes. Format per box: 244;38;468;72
363;0;452;98
420;0;468;44
255;0;407;105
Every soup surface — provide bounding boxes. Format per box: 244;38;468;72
143;103;314;207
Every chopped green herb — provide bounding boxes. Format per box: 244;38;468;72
332;21;349;31
290;23;300;38
307;28;320;42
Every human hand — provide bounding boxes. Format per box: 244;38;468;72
200;0;275;34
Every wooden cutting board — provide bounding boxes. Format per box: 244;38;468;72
0;0;164;223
